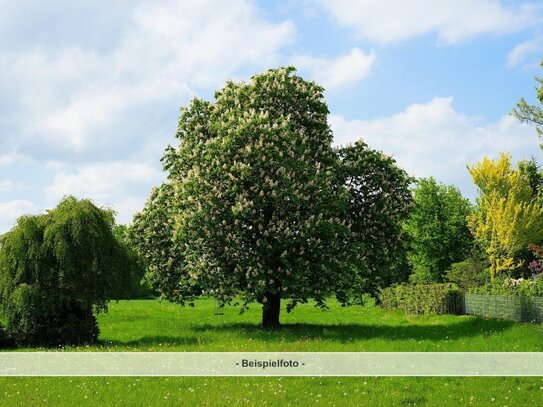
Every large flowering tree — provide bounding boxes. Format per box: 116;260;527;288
128;183;189;300
337;141;413;296
132;67;412;327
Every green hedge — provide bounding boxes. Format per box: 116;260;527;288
379;283;464;315
469;277;543;297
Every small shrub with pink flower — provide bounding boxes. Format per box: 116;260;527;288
528;243;543;279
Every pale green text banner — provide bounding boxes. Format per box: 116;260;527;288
1;352;543;376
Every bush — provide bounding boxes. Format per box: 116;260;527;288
0;196;134;346
112;224;155;299
4;284;100;346
446;251;490;290
349;292;377;306
469;277;543;297
379;283;464;315
408;270;434;284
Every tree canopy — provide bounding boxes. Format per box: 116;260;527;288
129;183;189;301
336;141;413;295
512;60;543;140
132;67;413;327
0;196;135;345
467;153;543;279
405;177;474;283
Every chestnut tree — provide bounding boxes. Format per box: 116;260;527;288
132;67;412;327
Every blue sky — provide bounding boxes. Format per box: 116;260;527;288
1;0;543;232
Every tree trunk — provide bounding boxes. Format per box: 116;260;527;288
262;292;281;328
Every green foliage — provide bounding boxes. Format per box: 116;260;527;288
469;277;543;297
132;67;414;325
112;224;153;299
378;283;464;315
129;183;197;303
445;249;490;290
467;153;543;278
512;60;543;140
404;177;474;283
0;196;134;346
336;141;413;296
517;158;543;201
161;66;352;316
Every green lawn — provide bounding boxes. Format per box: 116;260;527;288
1;298;543;406
94;299;543;352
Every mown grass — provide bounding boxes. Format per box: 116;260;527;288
2;376;543;407
1;298;543;406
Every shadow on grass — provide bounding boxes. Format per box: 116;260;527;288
100;335;201;348
95;317;518;348
190;317;516;343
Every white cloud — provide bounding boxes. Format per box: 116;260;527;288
1;0;296;159
0;0;300;230
292;48;376;90
44;162;162;201
317;0;540;44
330;97;541;198
128;0;295;88
0;199;36;233
34;79;193;153
43;161;163;225
507;37;543;67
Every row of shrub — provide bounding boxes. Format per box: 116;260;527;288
468;277;543;297
378;283;464;315
379;279;543;322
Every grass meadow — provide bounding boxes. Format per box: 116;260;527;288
1;298;543;406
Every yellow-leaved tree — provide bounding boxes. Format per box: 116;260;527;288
467;153;543;279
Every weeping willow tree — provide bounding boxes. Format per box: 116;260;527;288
0;196;135;346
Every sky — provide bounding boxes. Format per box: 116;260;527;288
1;0;543;232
